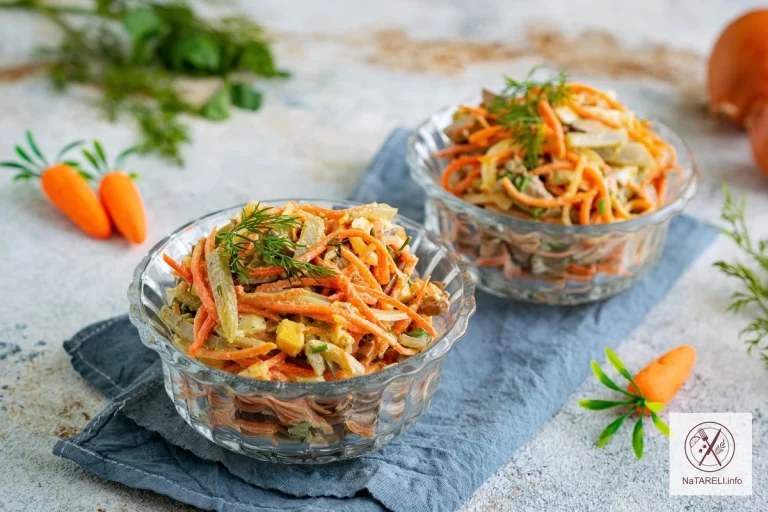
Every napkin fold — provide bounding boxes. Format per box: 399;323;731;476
54;128;718;512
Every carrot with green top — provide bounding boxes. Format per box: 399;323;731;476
2;131;111;238
580;346;695;459
81;141;146;243
629;345;697;414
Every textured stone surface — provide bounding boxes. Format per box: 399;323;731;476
1;1;767;510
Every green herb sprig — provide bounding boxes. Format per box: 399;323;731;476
714;184;768;365
580;348;670;459
0;129;83;180
488;69;571;170
217;203;336;281
0;0;286;165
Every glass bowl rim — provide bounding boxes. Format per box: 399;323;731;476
128;198;476;393
407;104;700;236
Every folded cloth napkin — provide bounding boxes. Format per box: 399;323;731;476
54;129;718;512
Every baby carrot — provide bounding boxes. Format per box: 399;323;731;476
2;131;111;238
629;345;696;414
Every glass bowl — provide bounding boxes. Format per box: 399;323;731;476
407;103;699;305
127;199;476;463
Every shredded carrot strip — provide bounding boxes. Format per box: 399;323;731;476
533;161;572;176
188;313;216;357
579;194;593;225
468;125;505;145
441;156;481;191
501;177;597;208
567;83;627;111
452;167;482;195
340;247;382;292
433;144;480;158
353;285;438;337
393;276;430;334
190;239;218;321
582;166;614;222
163;253;192;282
538;100;565;158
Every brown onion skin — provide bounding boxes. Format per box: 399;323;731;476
709;9;768;175
709;9;768;126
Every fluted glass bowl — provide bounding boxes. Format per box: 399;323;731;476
407;103;699;304
127;199;476;463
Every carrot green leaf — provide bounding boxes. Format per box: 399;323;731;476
632;416;644;459
651;411;670;437
596;411;632;447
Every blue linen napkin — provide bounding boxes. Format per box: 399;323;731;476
53;128;718;512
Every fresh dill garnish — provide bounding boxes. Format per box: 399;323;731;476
488;69;571;169
714;185;768;366
217;204;336;280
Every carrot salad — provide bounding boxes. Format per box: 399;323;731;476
437;72;679;225
160;202;449;382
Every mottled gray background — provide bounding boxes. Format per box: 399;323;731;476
1;1;767;510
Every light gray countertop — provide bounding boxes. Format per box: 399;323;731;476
1;1;767;510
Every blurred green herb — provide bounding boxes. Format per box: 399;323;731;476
579;348;669;459
488;68;570;169
714;184;768;366
0;0;287;165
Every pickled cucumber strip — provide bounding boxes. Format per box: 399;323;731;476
207;247;238;342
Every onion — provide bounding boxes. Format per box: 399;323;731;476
398;333;431;349
370;309;409;321
566;129;628;148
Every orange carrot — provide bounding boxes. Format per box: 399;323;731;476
433;144;479;158
3;132;112;238
628;345;696;415
533;161;573;176
190;239;218;321
41;164;112;238
501;177;597;208
579;193;593;225
441;156;481;191
567;83;627;111
538;100;565;158
99;171;146;243
163;253;192;281
188;312;216;357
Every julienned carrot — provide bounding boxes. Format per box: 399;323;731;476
441;156;481;191
452;167;482;195
628;345;696;415
190;239;218;321
432;144;479;158
393;276;430;334
163;253;192;281
82;142;146;243
582;166;614;222
501;177;597;208
538;100;565;158
189;312;216;357
567;83;627;111
353;284;438;337
579;193;593;225
340;247;382;292
99;172;146;243
533;161;573;176
2;132;111;238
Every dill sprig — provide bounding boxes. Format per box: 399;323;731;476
217;204;336;281
714;185;768;365
488;69;571;169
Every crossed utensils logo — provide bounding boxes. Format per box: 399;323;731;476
684;421;736;472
